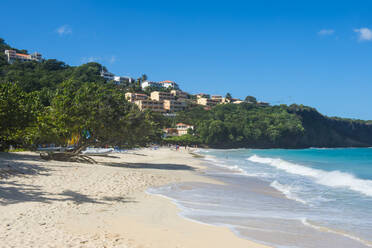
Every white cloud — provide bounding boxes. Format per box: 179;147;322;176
318;29;335;36
56;25;72;36
81;56;100;63
354;28;372;41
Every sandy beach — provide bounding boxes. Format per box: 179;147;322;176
0;148;269;248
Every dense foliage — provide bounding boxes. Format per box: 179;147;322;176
175;104;372;148
0;38;163;151
1;38;372;150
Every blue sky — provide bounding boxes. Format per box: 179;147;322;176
1;0;372;119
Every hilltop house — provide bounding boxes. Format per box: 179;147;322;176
100;69;133;84
141;80;179;90
159;80;179;89
5;50;42;63
100;70;115;81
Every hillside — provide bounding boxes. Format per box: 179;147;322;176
1;38;372;150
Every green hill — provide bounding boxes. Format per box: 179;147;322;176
1;38;372;150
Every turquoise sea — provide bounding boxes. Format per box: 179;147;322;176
149;148;372;248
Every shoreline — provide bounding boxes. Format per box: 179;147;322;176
0;147;270;248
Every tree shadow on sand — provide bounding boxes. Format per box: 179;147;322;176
0;153;137;206
0;152;51;179
0;182;137;206
101;162;195;171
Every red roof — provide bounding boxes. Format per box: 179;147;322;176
176;123;192;126
135;93;147;96
159;80;174;83
16;53;29;58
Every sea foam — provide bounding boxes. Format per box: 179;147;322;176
270;180;307;204
248;155;372;197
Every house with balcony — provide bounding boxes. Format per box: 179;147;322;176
163;100;187;113
125;92;148;103
159;80;179;89
5;50;42;64
197;97;220;107
171;90;188;99
150;91;174;101
134;99;165;113
141;81;162;89
176;123;194;136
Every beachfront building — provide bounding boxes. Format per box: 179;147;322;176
176;123;194;136
163;100;187;113
125;92;148;103
4;50;42;64
197;97;220;107
150;91;174;101
134;99;165;113
171;90;188;99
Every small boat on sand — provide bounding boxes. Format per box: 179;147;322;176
81;148;114;156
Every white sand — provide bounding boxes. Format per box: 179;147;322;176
0;148;270;248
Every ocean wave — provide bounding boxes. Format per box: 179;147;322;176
204;155;271;178
270;181;307;204
301;218;372;247
248;155;372;197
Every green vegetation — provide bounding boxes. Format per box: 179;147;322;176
0;38;164;151
1;38;372;151
174;104;372;148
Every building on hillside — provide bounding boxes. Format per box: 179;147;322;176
163;100;187;113
171;90;188;99
232;100;244;104
176;123;194;136
134;99;165;113
196;93;210;99
197;97;220;107
100;69;115;81
257;101;270;106
159;80;179;89
125;92;148;103
141;81;161;89
211;95;223;100
114;76;134;84
150;91;174;101
5;50;42;63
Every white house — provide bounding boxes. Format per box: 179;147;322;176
141;81;162;89
100;69;115;81
114;76;133;84
159;80;179;89
5;50;42;64
176;123;194;136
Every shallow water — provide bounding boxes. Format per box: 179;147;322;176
148;148;372;248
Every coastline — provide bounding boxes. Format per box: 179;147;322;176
0;147;269;248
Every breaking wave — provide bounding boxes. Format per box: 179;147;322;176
270;180;307;204
248;155;372;197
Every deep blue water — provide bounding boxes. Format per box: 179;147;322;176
149;148;372;248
